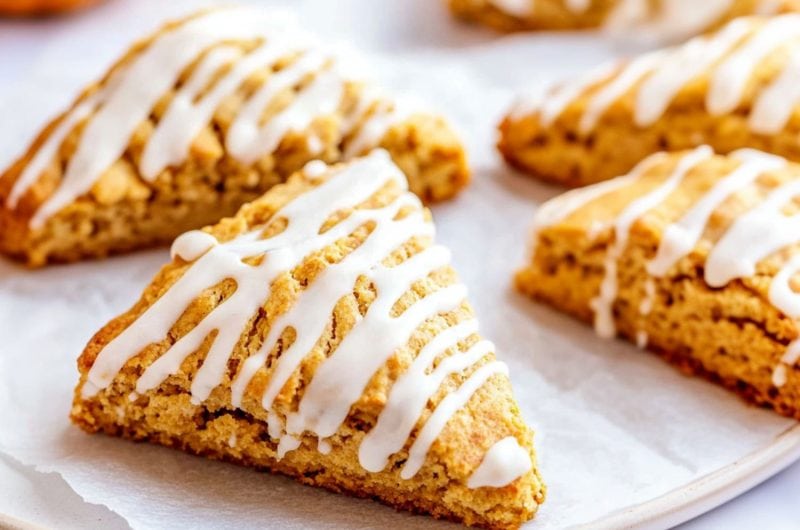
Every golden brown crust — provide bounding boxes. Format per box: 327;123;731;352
516;150;800;419
0;12;470;267
71;159;543;529
0;0;101;16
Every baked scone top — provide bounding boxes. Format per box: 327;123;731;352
1;7;438;229
530;146;800;385
460;0;793;39
511;14;800;136
74;150;541;523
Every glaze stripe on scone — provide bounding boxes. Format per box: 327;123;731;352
0;8;469;267
500;13;800;187
517;145;800;418
71;151;544;529
449;0;795;38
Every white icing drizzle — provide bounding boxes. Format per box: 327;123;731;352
647;149;787;277
84;150;514;487
705;179;800;288
541;145;800;387
225;51;337;164
343;99;407;160
590;146;713;338
580;51;665;133
7;92;102;208
537;63;617;127
708;15;800;116
401;361;509;480
466;436;532;489
518;14;800;141
528;152;660;260
532;168;641;231
358;319;488;471
749;48;800;135
140;45;244;179
605;0;738;44
634;19;751;127
9;8;411;229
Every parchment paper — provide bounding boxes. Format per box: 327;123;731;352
0;1;795;528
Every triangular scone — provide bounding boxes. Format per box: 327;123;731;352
517;145;800;418
71;150;544;529
0;8;469;268
500;14;800;187
450;0;798;37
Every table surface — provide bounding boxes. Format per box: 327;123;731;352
1;3;798;529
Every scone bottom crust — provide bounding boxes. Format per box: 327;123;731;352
518;146;800;419
71;151;544;529
0;7;469;267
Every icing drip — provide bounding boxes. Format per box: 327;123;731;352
639;277;655;316
487;0;534;17
770;254;800;319
635;330;648;349
170;230;218;261
520;14;800;142
590;146;713;338
466;436;532;489
84;150;506;487
302;159;328;178
10;8;410;229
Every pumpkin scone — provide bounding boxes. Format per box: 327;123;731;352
449;0;796;38
0;8;469;268
71;151;544;529
500;14;800;187
517;145;800;418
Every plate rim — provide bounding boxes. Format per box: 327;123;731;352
576;422;800;530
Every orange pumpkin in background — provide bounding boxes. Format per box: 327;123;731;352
0;0;102;16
